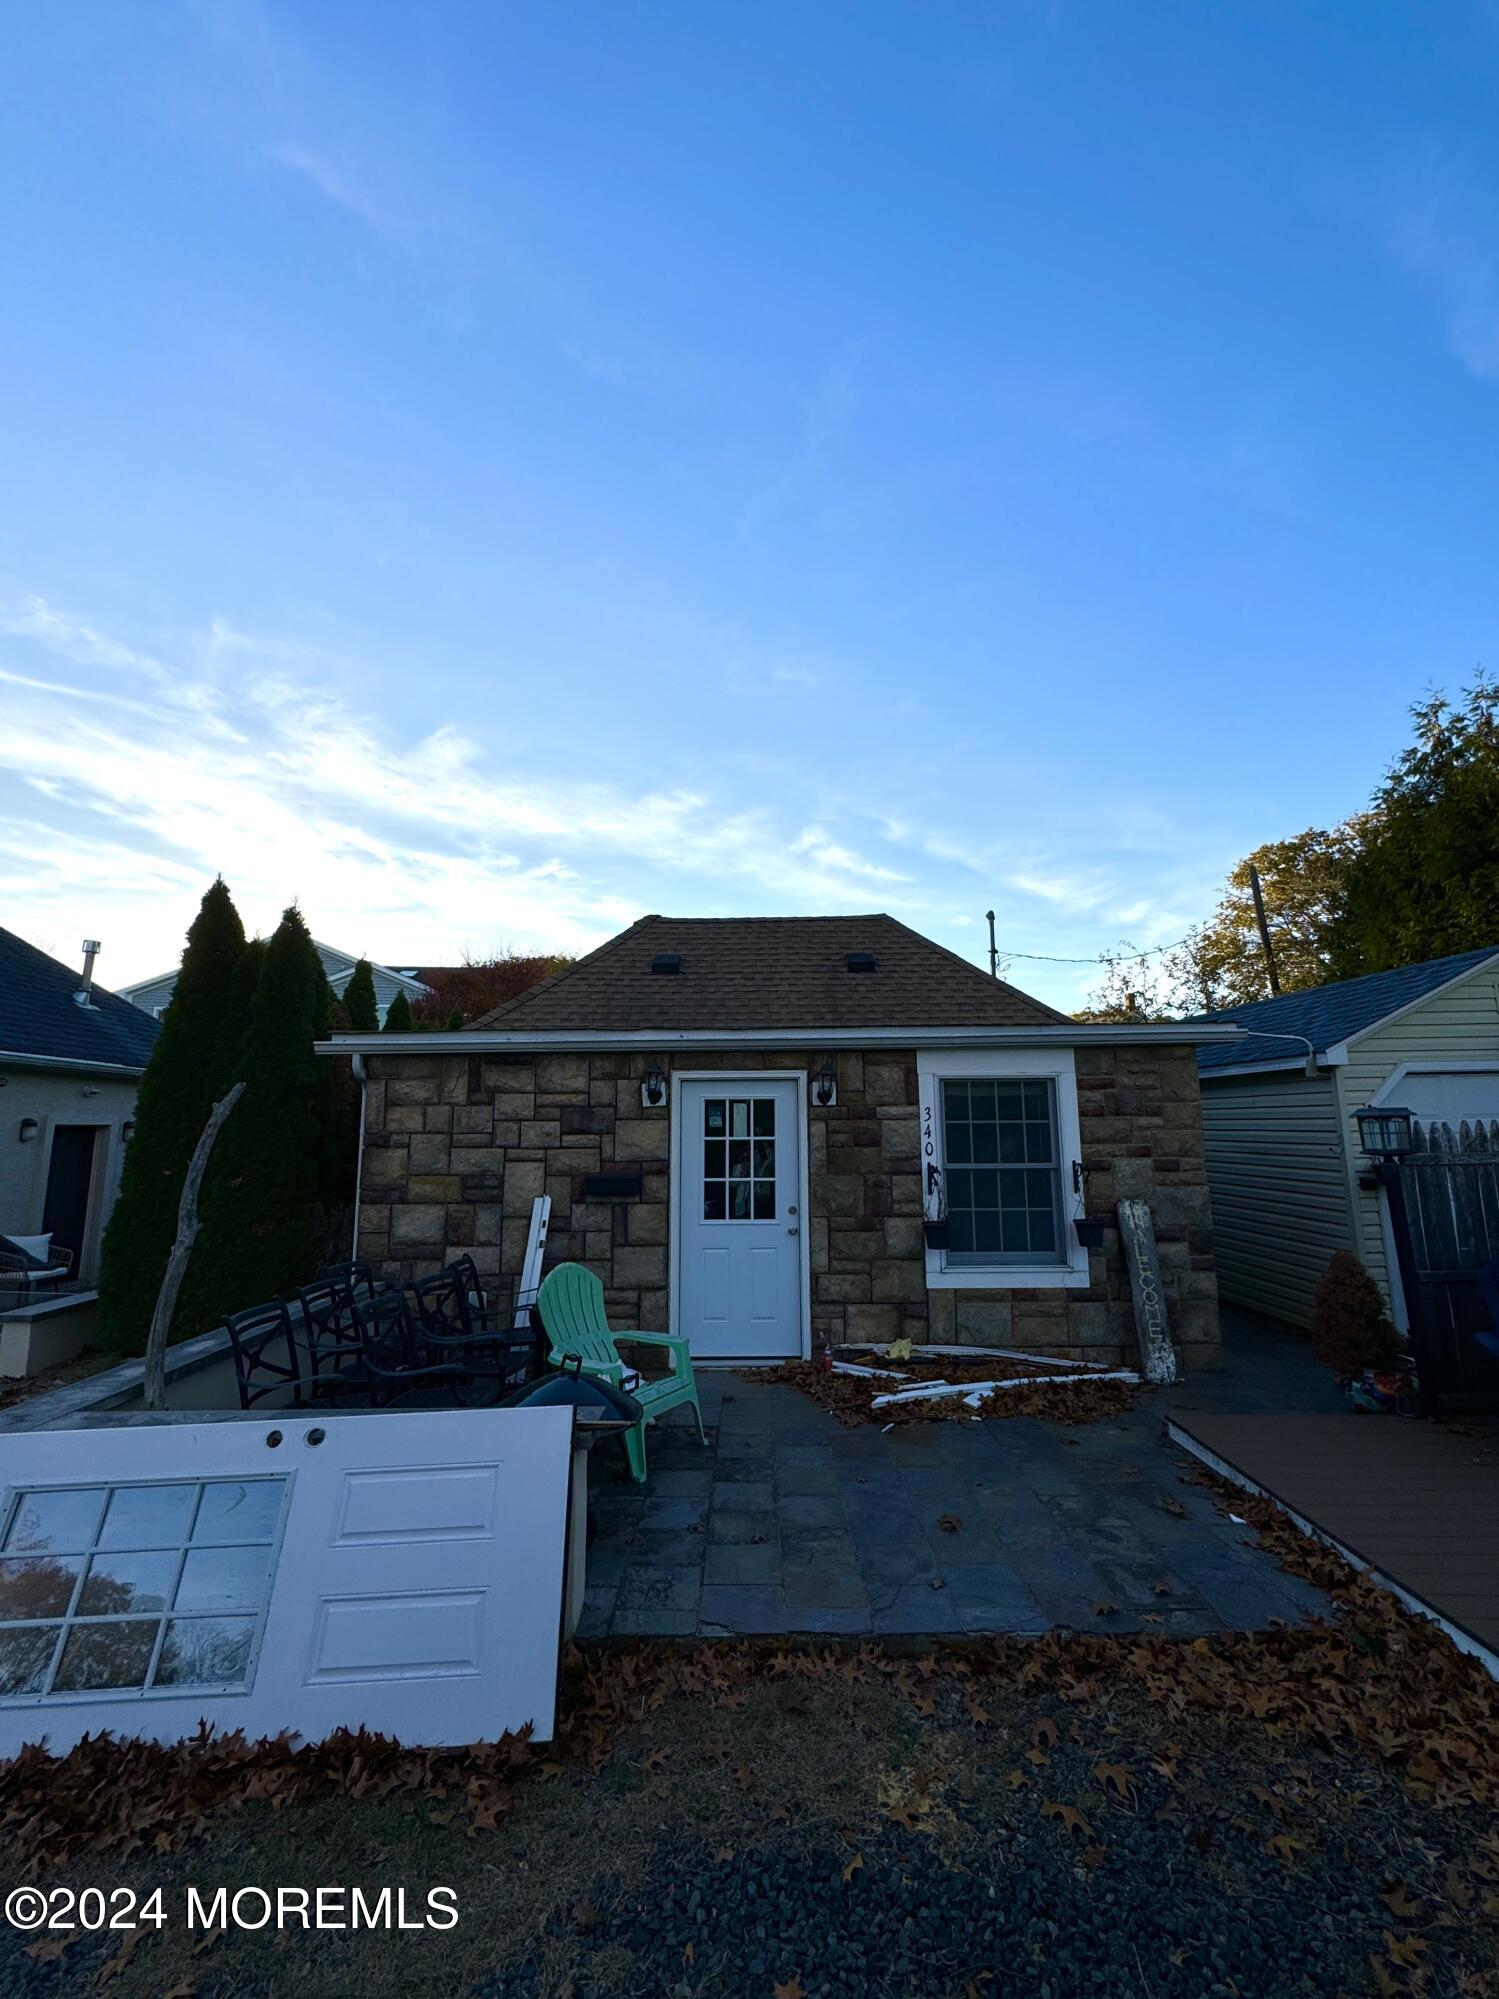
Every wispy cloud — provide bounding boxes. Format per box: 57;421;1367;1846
1382;166;1499;379
722;660;819;698
0;597;937;981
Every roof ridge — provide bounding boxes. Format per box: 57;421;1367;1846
468;916;656;1028
879;914;1070;1025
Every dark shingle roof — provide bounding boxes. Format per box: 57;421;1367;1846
1195;947;1499;1074
470;915;1070;1034
0;928;161;1072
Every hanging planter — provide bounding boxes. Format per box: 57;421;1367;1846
1073;1217;1106;1249
923;1217;951;1249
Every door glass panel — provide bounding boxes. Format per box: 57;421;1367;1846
153;1616;256;1689
78;1552;176;1616
0;1556;81;1622
53;1619;159;1692
701;1095;777;1223
98;1484;197;1550
3;1489;105;1555
175;1546;272;1615
0;1477;286;1704
0;1627;58;1698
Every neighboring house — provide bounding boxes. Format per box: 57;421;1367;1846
0;929;160;1283
1195;947;1499;1332
323;915;1239;1370
120;943;430;1025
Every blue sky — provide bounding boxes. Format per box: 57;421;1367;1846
3;1;1497;1009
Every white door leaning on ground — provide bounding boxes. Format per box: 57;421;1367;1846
675;1075;805;1360
0;1407;572;1758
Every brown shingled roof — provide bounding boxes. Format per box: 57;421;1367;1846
468;915;1068;1033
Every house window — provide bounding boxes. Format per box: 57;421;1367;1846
941;1078;1064;1264
702;1096;776;1221
0;1477;286;1704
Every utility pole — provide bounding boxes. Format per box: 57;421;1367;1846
986;909;999;979
1247;864;1281;996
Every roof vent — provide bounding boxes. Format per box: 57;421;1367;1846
651;952;682;975
846;951;877;974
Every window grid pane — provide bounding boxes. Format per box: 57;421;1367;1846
941;1077;1063;1266
0;1478;286;1705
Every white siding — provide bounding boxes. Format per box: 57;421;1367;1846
1201;1070;1355;1330
1333;957;1499;1311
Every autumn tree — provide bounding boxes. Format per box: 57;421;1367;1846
409;949;571;1025
1074;943;1178;1024
1326;677;1499;976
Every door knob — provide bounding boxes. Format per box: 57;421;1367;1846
787;1225;799;1236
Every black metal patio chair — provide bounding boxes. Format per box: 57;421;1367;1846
292;1277;371;1400
348;1287;469;1406
411;1269;537;1405
223;1299;304;1411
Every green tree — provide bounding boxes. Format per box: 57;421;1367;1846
180;907;328;1331
98;879;247;1353
342;957;379;1032
1164;823;1369;1011
383;989;413;1032
1327;677;1499;976
1073;942;1177;1023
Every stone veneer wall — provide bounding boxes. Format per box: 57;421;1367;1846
356;1044;1219;1370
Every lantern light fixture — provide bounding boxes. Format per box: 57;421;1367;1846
1354;1104;1415;1160
812;1060;837;1108
641;1063;667;1109
18;1118;39;1142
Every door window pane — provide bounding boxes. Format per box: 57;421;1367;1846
78;1552;176;1617
53;1619;159;1693
3;1489;105;1556
701;1096;776;1223
175;1546;272;1616
154;1616;256;1690
98;1484;197;1550
0;1556;81;1622
0;1627;58;1698
192;1481;283;1546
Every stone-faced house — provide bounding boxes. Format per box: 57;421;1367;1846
325;916;1240;1370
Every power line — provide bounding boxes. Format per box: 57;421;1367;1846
999;936;1192;967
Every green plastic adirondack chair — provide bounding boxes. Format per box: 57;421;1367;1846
536;1262;706;1483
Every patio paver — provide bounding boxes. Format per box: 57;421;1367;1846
586;1327;1341;1638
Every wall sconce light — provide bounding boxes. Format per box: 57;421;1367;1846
1354;1104;1415;1160
122;1120;136;1144
812;1060;837;1108
641;1063;667;1109
18;1118;39;1142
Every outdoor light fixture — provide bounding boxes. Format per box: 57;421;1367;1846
640;1063;667;1109
813;1061;837;1108
18;1118;38;1143
122;1120;136;1144
1354;1104;1415;1160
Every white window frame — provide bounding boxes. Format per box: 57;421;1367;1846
918;1046;1090;1290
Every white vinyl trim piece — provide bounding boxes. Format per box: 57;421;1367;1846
317;1023;1243;1058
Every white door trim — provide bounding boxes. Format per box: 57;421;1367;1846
668;1069;811;1363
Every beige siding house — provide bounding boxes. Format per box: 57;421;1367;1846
1197;947;1499;1331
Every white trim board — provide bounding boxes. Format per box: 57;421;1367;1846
668;1069;812;1364
318;1023;1243;1057
1166;1421;1499;1683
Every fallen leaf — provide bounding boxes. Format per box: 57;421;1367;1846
1381;1881;1421;1921
773;1976;806;1998
842;1852;864;1883
1151;1578;1172;1596
95;1930;144;1986
1266;1834;1308;1863
937;1513;963;1534
1006;1768;1028;1789
1033;1716;1058;1749
1091;1601;1118;1618
715;1846;735;1863
1385;1932;1430;1970
683;1943;696;1967
1041;1800;1095;1839
573;1897;602;1930
641;1746;672;1773
22;1937;74;1966
1160;1496;1189;1517
1093;1761;1136;1799
1025;1746;1050;1768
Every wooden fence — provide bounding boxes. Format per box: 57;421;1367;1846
1401;1118;1499;1278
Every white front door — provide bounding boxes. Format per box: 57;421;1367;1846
0;1407;572;1757
676;1076;805;1360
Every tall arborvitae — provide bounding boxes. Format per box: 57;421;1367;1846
342;958;379;1032
98;879;247;1353
183;907;328;1329
383;989;413;1032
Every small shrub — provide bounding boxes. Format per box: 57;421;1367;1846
1311;1252;1402;1375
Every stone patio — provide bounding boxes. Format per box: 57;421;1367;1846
581;1313;1336;1639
